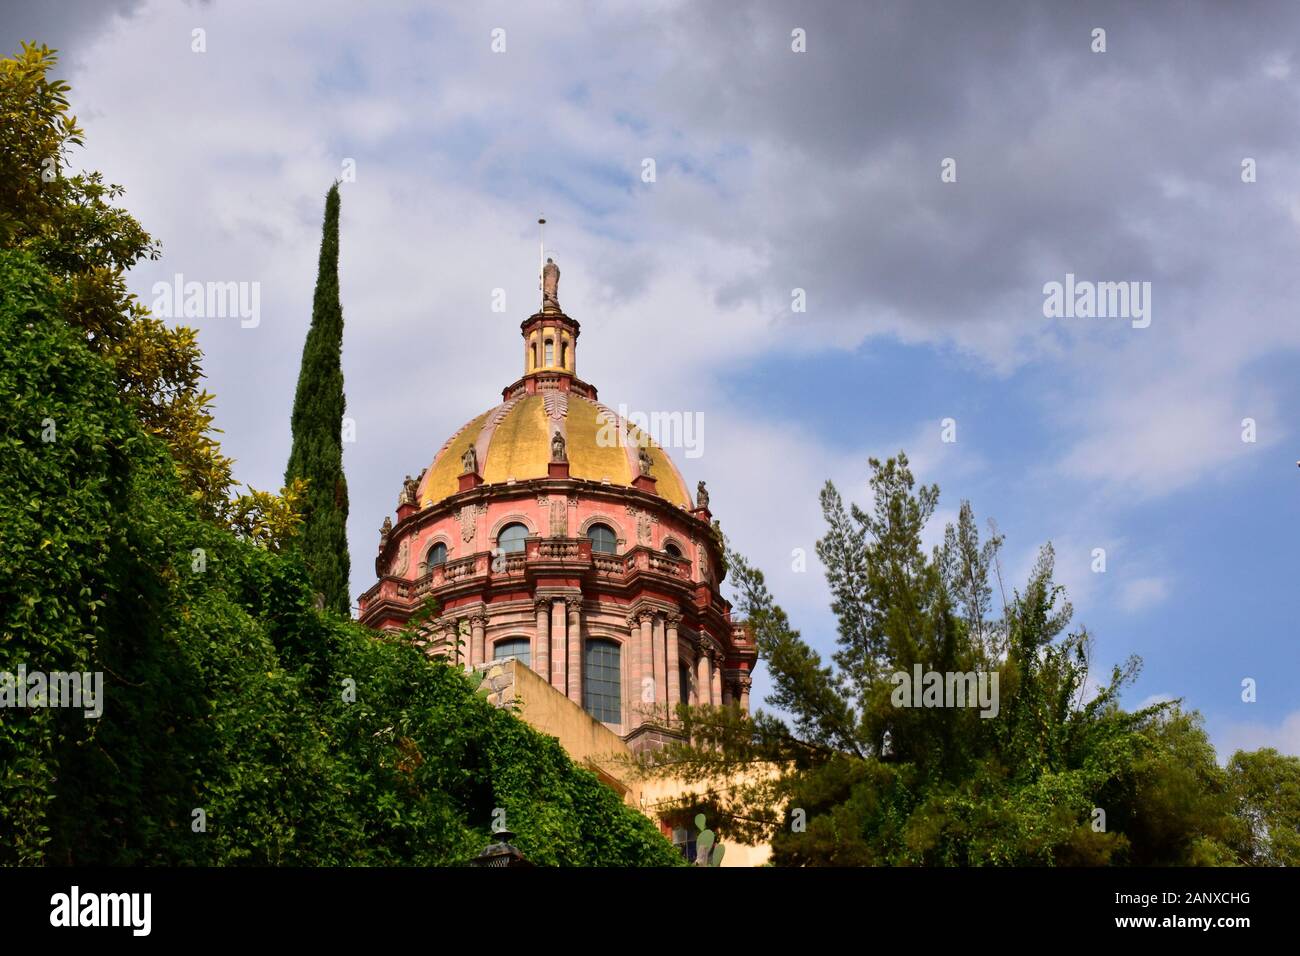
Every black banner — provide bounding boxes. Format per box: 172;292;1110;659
0;865;1287;940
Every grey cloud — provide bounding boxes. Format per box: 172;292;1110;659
0;0;147;65
624;1;1300;345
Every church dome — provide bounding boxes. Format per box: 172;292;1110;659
359;252;754;748
419;391;693;510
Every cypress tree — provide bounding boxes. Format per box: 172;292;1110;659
285;183;350;615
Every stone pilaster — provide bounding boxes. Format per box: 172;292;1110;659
652;613;666;712
534;599;550;679
697;646;712;706
470;614;487;667
551;597;567;691
566;597;583;706
443;618;461;664
665;613;682;716
639;612;654;717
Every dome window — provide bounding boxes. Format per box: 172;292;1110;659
493;637;531;667
498;522;529;554
587;523;618;555
664;541;682;559
426;542;448;567
544;338;554;366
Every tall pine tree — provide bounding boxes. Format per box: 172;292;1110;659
285;183;350;615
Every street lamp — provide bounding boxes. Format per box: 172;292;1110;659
469;828;533;867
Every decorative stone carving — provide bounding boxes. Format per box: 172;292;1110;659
399;474;418;507
549;496;567;537
696;480;709;510
551;430;567;462
625;505;656;547
543;390;567;421
542;257;560;309
379;516;392;549
461;446;478;475
458;503;484;543
390;538;410;576
638;444;653;476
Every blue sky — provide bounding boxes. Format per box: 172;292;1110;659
727;336;1300;756
11;0;1298;758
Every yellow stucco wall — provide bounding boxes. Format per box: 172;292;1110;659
476;658;771;866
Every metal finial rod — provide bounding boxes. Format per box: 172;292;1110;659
538;218;546;292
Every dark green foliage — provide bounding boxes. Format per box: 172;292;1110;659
284;184;350;616
0;250;680;866
1227;748;1300;866
645;454;1295;866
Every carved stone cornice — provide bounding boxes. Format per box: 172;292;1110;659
696;632;724;660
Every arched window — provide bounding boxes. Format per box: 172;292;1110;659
560;341;568;368
664;541;682;559
493;637;531;667
426;542;448;568
679;663;691;705
583;639;621;724
530;342;538;368
544;339;554;365
587;523;617;554
498;522;529;554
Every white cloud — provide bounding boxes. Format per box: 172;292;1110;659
1215;710;1300;760
1120;576;1171;613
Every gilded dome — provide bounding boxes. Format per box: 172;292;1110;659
419;391;693;510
